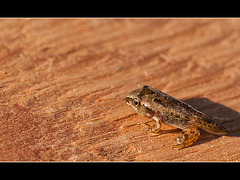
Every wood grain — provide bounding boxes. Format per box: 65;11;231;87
0;19;239;161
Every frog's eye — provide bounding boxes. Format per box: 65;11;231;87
133;99;140;106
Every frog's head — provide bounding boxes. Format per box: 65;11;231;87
126;85;155;118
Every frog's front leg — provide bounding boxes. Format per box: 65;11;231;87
141;116;162;134
172;125;200;150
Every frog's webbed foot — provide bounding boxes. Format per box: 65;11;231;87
171;126;200;150
141;118;161;134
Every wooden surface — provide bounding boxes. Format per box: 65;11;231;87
0;19;239;161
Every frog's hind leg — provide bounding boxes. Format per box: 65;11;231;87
171;125;200;150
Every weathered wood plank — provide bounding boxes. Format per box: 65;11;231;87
0;19;239;161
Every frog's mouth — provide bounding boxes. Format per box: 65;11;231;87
126;96;139;113
126;97;131;106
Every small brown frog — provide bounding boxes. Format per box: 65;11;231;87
126;85;229;150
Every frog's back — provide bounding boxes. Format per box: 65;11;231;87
191;113;229;134
166;98;229;135
152;90;229;134
174;100;229;134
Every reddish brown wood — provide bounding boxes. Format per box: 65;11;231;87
0;19;239;161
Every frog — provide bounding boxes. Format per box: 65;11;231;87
126;85;229;150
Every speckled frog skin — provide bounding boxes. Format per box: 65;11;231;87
126;85;229;150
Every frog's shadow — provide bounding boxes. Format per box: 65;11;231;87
181;97;240;147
